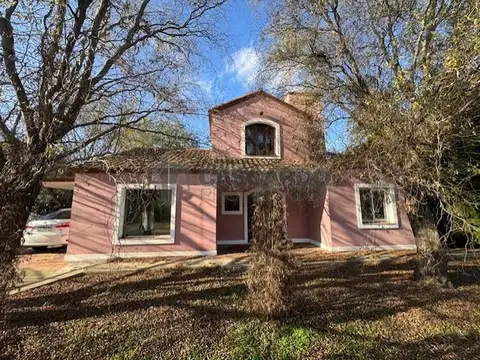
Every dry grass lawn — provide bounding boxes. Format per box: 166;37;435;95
5;257;480;359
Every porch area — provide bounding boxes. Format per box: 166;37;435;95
215;189;328;248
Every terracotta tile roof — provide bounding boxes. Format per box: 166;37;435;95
80;148;309;173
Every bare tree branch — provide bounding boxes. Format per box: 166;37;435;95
0;15;32;135
0;0;225;324
4;0;18;20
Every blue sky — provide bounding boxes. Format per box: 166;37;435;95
183;0;268;142
206;0;268;99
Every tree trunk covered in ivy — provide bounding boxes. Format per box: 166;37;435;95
247;189;292;317
0;152;43;348
412;201;452;287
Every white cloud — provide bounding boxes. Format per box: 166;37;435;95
225;46;306;92
196;79;213;96
225;47;261;89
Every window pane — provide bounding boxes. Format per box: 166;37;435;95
224;195;240;212
40;211;61;220
359;187;390;225
245;124;276;156
359;189;374;222
44;210;71;220
123;189;171;237
372;189;386;220
55;211;71;220
246;141;254;155
266;132;273;152
257;131;264;144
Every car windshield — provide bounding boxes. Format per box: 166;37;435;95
40;210;71;220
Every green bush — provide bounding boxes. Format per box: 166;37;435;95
227;321;317;360
451;202;480;243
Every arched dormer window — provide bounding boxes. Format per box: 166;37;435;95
242;119;280;158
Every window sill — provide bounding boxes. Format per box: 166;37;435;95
358;223;399;230
114;236;175;245
242;155;281;159
221;210;243;215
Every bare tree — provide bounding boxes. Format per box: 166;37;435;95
0;0;225;334
262;0;480;285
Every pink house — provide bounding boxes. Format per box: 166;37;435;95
47;90;416;261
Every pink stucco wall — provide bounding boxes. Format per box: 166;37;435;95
327;185;415;250
216;193;244;241
215;191;315;241
67;173;416;255
67;172;217;256
286;196;310;239
307;188;329;244
210;95;309;161
213;185;415;249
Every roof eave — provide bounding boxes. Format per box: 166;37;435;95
208;89;308;117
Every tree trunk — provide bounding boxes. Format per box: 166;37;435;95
412;208;452;287
0;175;42;340
246;189;292;317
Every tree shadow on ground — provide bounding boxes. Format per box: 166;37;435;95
8;266;252;327
7;258;480;359
10;265;241;308
290;259;480;329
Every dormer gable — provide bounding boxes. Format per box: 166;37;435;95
208;90;323;162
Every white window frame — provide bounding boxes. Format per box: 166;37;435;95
221;192;243;215
354;184;399;230
113;183;177;245
241;118;281;159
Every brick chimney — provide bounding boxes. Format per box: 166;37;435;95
284;92;325;161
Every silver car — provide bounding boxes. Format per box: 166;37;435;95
23;208;71;249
